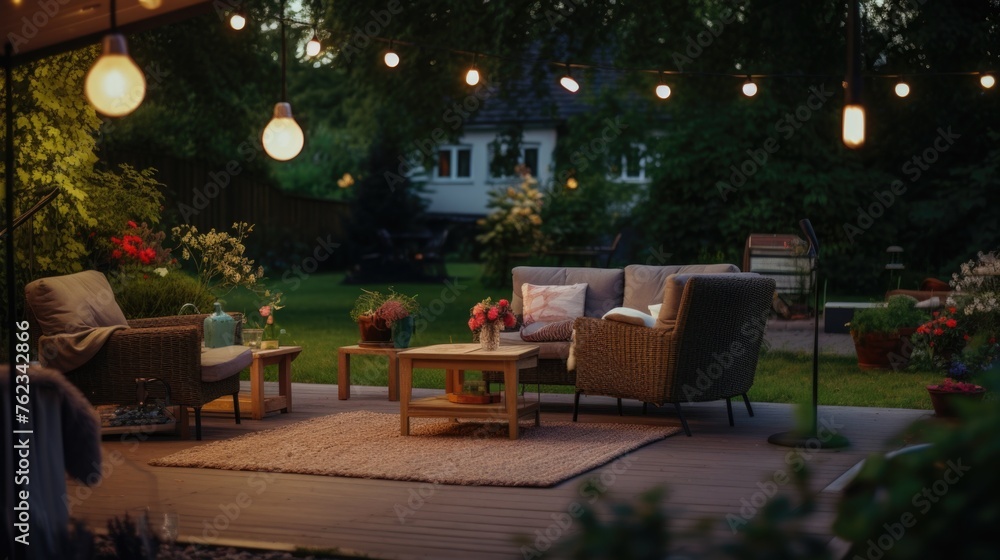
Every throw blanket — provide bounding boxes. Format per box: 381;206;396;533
39;325;128;372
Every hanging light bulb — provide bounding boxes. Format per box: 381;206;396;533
384;41;400;68
306;31;321;57
655;72;671;99
138;0;162;9
981;73;996;89
560;65;579;93
263;0;304;161
894;81;910;97
741;76;757;97
842;105;865;148
85;1;146;118
263;105;304;161
843;0;865;148
230;11;246;30
566;177;579;190
465;55;480;86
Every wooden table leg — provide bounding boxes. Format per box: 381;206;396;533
250;356;266;420
400;357;412;436
388;353;399;402
338;350;350;400
504;361;519;440
279;354;292;413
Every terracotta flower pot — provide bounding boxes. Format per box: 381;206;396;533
358;315;392;347
852;328;916;370
926;384;986;418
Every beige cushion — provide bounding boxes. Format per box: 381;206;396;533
602;307;655;327
499;331;570;360
201;346;252;382
25;270;128;335
522;283;587;325
520;320;574;342
623;264;740;310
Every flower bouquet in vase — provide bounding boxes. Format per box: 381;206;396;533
469;297;516;351
257;293;284;349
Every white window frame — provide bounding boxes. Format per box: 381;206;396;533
611;143;650;183
434;145;473;181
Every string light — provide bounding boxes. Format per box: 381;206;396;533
566;177;579;189
655;71;671;99
981;73;996;89
262;0;304;161
465;55;480;86
384;41;400;68
229;11;246;31
85;0;145;117
843;0;865;149
894;81;910;97
560;65;579;93
306;31;321;57
741;76;757;97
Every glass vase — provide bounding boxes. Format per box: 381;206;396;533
480;321;502;351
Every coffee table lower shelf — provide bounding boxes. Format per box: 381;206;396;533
406;395;539;422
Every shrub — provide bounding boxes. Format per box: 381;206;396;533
110;271;215;319
849;296;929;337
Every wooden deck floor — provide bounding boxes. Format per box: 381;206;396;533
70;382;929;559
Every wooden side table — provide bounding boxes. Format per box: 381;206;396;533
399;343;540;440
337;345;405;401
205;345;301;420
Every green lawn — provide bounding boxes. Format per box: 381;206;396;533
227;265;937;409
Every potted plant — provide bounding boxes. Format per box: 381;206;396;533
848;295;929;370
349;289;419;348
924;377;987;418
468;297;516;351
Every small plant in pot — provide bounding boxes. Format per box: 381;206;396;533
349;289;419;347
848;295;929;370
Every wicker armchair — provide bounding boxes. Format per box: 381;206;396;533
572;274;775;436
25;271;250;440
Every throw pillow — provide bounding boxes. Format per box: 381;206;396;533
601;307;655;328
520;320;575;342
522;283;588;325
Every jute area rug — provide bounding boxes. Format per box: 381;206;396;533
149;411;681;487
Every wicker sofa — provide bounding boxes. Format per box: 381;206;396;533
483;263;741;389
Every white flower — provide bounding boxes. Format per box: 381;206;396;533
153;267;168;277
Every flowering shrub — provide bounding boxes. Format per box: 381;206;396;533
377;300;411;325
476;172;548;287
172;222;264;296
348;288;418;324
109;221;173;270
468;297;517;332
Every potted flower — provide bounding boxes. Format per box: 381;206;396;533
848;295;929;370
468;297;516;351
257;292;284;349
349;289;419;348
925;376;987;418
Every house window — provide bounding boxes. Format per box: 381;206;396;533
490;144;541;178
611;143;648;181
436;146;472;179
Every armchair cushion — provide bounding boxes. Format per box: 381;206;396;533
522;282;588;325
623;263;741;311
25;271;130;372
201;346;253;382
500;331;571;360
602;306;656;327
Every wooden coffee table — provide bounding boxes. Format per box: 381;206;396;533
337;345;406;401
398;343;540;440
205;345;301;420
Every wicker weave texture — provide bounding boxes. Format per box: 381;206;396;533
574;275;774;405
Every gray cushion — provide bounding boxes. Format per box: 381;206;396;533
201;346;252;382
500;331;570;360
511;266;624;318
623;264;740;310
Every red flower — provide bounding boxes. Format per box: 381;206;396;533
948;307;957;314
932;311;939;318
111;249;122;259
498;299;510;308
127;220;138;228
503;313;517;328
933;328;944;336
487;308;499;321
945;319;958;328
468;317;478;330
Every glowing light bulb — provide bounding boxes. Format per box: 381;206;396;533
306;33;321;57
894;81;910;97
465;68;480;86
842;104;865;149
384;51;400;68
560;75;579;93
262;102;304;161
230;12;246;30
138;0;162;9
566;177;579;189
85;34;146;117
981;74;996;89
742;79;757;97
655;84;671;99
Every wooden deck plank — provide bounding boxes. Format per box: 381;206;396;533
68;382;929;559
